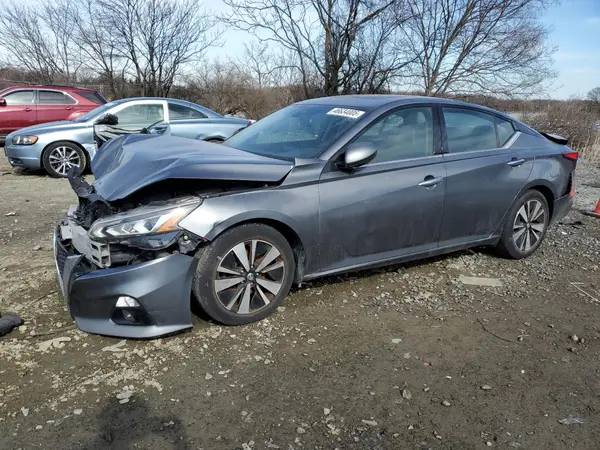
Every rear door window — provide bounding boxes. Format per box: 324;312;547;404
38;90;77;105
442;108;498;152
496;117;516;146
168;103;206;120
3;90;35;105
78;91;107;105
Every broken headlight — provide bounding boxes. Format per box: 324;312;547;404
88;198;200;242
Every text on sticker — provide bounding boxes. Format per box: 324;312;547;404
327;108;365;119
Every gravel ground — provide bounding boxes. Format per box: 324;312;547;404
1;156;599;450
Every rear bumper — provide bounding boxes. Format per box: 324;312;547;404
552;193;573;225
4;142;44;169
53;226;197;339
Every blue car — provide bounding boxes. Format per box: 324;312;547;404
4;98;252;177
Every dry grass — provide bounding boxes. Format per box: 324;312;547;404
520;100;600;165
579;134;600;165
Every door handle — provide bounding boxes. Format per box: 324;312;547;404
65;107;73;110
418;176;444;188
23;107;32;112
507;158;525;167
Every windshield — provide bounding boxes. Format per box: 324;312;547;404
72;101;118;123
224;104;366;159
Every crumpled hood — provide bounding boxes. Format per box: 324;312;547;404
9;121;87;137
91;134;294;201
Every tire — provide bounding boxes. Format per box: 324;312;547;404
192;223;295;325
496;189;550;259
42;141;87;178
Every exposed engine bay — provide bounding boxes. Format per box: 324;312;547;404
63;174;275;270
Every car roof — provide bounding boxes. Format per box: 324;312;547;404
298;94;513;119
105;97;221;117
1;85;98;92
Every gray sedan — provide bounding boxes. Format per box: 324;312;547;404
53;95;575;338
4;98;251;177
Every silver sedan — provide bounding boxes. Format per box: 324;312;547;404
4;98;251;177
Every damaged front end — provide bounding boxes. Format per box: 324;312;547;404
52;135;294;338
54;175;204;338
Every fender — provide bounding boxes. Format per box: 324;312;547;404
181;207;303;243
490;178;558;238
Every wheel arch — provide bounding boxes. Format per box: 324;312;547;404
492;180;557;237
522;181;556;220
197;135;225;142
203;213;307;284
40;140;90;170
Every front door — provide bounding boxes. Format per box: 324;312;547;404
439;106;533;246
318;106;447;273
112;102;166;131
0;90;36;134
95;101;166;146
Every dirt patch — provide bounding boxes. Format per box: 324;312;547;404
1;157;600;450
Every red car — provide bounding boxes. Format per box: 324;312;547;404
0;85;107;144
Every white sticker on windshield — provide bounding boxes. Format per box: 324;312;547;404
327;108;365;119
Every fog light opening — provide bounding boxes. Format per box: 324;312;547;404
112;296;151;326
116;296;140;308
122;309;136;323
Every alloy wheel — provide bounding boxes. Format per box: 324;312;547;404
512;199;546;252
214;239;286;315
48;146;81;176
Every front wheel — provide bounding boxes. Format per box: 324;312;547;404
42;142;86;178
496;190;549;259
192;223;295;325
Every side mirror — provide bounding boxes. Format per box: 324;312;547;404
95;113;118;126
339;143;377;170
0;98;6;107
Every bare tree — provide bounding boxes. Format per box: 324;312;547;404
97;0;221;96
0;0;81;83
238;44;276;89
73;0;130;99
401;0;557;97
588;87;600;112
344;5;414;93
222;0;402;96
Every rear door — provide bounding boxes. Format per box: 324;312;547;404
439;106;532;246
36;90;78;124
167;102;207;138
318;105;447;273
0;90;36;134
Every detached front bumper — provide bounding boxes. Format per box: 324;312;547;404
53;225;198;338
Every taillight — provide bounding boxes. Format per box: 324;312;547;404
563;151;579;161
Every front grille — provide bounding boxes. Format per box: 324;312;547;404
55;236;70;277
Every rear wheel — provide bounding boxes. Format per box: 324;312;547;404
192;223;295;325
42;141;86;178
496;190;549;259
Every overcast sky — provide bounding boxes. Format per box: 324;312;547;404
205;0;600;99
